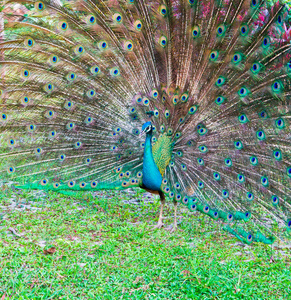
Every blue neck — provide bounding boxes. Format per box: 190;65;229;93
142;132;163;191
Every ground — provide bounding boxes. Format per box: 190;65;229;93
0;185;290;299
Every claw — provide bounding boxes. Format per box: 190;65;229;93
165;223;178;232
153;221;164;229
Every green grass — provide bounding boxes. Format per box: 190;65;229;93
0;186;290;300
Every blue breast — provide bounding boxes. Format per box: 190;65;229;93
142;134;162;191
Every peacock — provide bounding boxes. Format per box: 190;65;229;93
0;0;291;244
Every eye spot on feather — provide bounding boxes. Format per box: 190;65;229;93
213;172;220;180
287;166;291;178
25;38;35;48
209;51;219;61
261;176;269;187
74;141;82;149
217;24;226;36
90;65;100;75
198;181;204;189
262;36;270;48
66;122;75;130
74;45;85;55
44;83;54;93
181;93;188;102
273;149;282;161
197;158;204;165
67;72;76;82
143;97;149;106
182;197;188;205
215;76;225;87
256;130;266;141
190;204;197;211
134;20;143;31
59;21;68;31
176;151;183;157
86;89;96;98
251;62;261;74
240;24;249;36
78;182;85;188
215;96;225;105
65;101;74;110
188;105;198;114
192;26;200;38
172;96;178;105
151;89;159;98
49;54;59;65
88;15;96;24
247;192;254;201
52;183;60;189
98;40;108;50
224;158;232;167
159;5;167;16
110;67;120;77
159;36;168;47
1;113;7;121
275;118;285;129
198;127;207;135
250;156;258;166
234;140;243;150
258;110;267;120
272;81;283;93
8;138;16;146
35;1;45;11
67;180;75;187
238;114;248;124
22;69;30;79
84;116;93;125
271;195;279;206
90;181;97;188
164;187;171;193
124;40;133;51
164;110;170;118
59;154;66;162
153;110;159;118
8;166;15;174
238;87;249;97
199;145;208;153
237;174;245;183
113;13;122;23
49;130;56;138
27;124;36;132
227;214;233;222
40;179;48;186
232;53;243;64
181;164;187;171
222;190;229;198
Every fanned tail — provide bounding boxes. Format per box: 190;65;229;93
0;0;290;243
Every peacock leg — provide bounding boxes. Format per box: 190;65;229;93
166;200;178;232
154;191;165;228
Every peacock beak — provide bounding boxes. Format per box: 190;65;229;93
139;130;146;138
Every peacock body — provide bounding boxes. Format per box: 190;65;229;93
0;0;291;243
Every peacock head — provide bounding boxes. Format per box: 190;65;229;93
141;121;152;135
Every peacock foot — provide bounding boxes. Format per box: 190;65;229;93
165;223;178;233
153;220;164;229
